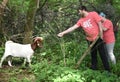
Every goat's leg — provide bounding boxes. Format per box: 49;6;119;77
27;57;31;67
8;61;12;67
23;58;27;66
0;54;8;68
7;56;13;67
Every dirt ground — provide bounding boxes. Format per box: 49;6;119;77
0;65;35;82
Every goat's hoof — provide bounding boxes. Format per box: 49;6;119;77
9;65;14;67
8;64;13;67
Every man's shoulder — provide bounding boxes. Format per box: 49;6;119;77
89;11;98;14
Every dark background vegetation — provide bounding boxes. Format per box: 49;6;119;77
0;0;120;82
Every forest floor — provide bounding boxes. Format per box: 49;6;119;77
0;65;35;82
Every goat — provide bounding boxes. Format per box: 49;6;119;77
0;37;43;68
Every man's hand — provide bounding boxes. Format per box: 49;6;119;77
98;22;103;39
99;31;103;39
57;33;64;37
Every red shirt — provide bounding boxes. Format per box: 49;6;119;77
102;19;115;43
76;12;101;41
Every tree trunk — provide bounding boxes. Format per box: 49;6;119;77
23;0;39;43
0;0;8;45
0;0;8;31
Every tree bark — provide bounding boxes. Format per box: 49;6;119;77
0;0;8;31
23;0;39;43
0;0;8;45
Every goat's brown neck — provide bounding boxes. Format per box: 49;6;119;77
31;43;37;51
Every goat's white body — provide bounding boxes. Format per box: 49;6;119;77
5;41;34;57
0;41;34;67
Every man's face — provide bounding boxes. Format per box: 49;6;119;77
79;10;84;17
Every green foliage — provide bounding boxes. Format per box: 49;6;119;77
9;77;30;82
0;47;4;58
0;0;120;82
31;60;119;82
8;0;30;13
31;60;83;82
9;77;18;82
81;69;118;82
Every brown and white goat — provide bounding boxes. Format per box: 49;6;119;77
0;37;43;68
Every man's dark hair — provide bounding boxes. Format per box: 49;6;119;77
79;6;87;11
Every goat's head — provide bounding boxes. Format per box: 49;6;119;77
31;37;43;50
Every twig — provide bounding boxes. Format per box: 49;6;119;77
75;36;99;69
59;38;66;66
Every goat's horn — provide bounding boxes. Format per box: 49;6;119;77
39;37;43;41
35;37;43;41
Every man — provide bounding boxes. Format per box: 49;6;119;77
100;12;116;64
57;6;110;72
